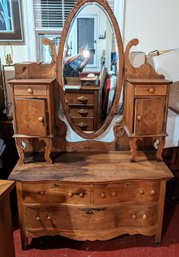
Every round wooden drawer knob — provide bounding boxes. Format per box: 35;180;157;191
27;88;33;94
79;192;85;198
111;192;117;197
38;116;44;122
100;193;106;198
137;115;142;121
67;192;73;197
142;214;147;220
149;88;154;94
47;216;52;221
150;190;156;195
139;190;144;195
35;216;40;221
132;214;137;220
39;191;45;195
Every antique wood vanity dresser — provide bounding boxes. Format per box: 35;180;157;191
8;0;173;250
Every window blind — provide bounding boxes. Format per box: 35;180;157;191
33;0;114;30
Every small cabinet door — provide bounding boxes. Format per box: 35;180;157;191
134;97;166;135
15;99;47;136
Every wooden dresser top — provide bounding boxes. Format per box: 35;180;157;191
9;151;173;183
0;180;15;200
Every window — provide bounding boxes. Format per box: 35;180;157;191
32;0;115;61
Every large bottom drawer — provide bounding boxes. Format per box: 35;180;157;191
24;203;158;231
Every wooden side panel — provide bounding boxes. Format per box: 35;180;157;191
124;82;134;133
15;99;47;136
134;97;166;135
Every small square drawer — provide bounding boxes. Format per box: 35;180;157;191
135;85;168;96
93;181;160;205
22;182;91;204
14;84;47;96
65;92;94;105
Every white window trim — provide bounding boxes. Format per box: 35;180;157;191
25;0;125;62
23;0;36;61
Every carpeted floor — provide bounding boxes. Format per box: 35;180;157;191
13;202;179;257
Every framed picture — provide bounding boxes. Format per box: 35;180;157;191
0;0;24;44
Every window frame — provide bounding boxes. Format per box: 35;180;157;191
24;0;125;62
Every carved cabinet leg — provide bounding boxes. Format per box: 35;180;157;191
129;137;138;162
15;138;25;164
40;138;53;164
155;137;165;161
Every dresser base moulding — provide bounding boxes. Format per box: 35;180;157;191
9;151;173;250
15;136;53;164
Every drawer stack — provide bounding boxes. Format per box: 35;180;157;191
65;86;102;131
21;179;161;241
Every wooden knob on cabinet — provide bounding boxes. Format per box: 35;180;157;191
132;214;137;220
27;88;33;94
67;192;73;197
139;190;144;195
111;192;117;197
149;88;154;94
100;193;106;198
35;216;40;221
142;214;147;220
39;191;45;195
38;116;44;122
47;216;52;221
150;190;156;195
79;192;85;198
137;115;142;121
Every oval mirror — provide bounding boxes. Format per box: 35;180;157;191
57;0;124;139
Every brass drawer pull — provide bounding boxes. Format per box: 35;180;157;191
78;109;89;117
27;88;33;94
137;115;142;121
52;184;60;188
83;207;107;215
77;122;88;129
47;216;52;221
77;96;88;104
38;116;44;122
35;216;40;221
148;88;155;94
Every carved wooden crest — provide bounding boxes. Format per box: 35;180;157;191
124;38;164;79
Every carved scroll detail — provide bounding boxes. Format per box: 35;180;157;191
42;37;56;65
125;38;164;79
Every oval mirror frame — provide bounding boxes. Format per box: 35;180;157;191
57;0;124;139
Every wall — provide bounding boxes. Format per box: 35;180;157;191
124;0;179;53
0;1;29;65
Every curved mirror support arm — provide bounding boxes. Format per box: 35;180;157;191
57;0;124;139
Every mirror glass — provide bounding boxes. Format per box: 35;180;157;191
62;2;119;133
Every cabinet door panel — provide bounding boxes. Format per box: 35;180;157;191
134;98;165;135
15;99;47;136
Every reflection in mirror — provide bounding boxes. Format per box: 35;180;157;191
63;2;118;133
